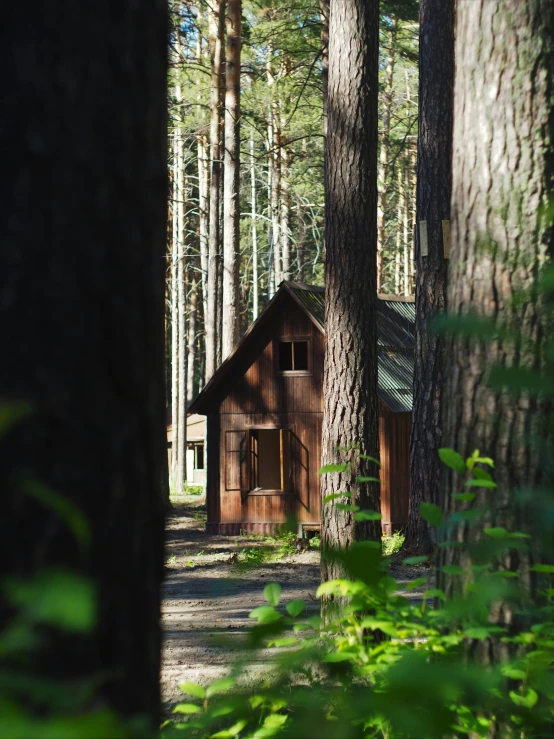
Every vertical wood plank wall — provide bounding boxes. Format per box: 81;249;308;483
206;297;411;534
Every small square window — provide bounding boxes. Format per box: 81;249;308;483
278;340;309;372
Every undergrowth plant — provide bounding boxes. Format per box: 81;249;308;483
164;449;554;739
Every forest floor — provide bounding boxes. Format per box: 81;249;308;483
161;494;429;712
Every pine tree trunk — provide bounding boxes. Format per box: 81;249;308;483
206;0;225;381
187;275;197;407
250;137;259;319
222;0;241;359
320;0;329;138
395;165;402;294
197;37;209;322
280;145;291;279
0;0;167;721
403;163;410;296
171;132;180;482
175;166;187;493
439;0;554;635
403;0;454;554
321;0;380;585
377;17;397;292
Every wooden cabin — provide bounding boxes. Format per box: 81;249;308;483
189;282;415;535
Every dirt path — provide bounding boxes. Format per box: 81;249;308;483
161;496;320;707
161;495;429;709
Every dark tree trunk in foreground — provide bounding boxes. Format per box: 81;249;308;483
403;0;454;554
0;0;167;724
439;0;554;639
321;0;380;584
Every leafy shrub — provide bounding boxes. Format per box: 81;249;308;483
164;449;554;738
381;530;404;556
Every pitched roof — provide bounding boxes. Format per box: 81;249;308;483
189;281;414;414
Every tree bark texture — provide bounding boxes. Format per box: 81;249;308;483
280;145;291;279
439;0;554;635
321;0;381;584
222;0;242;359
187;275;198;401
171;132;180;481
0;0;167;722
404;0;454;554
250;137;259;319
176;169;187;492
206;0;225;380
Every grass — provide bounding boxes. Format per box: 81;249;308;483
382;530;405;556
234;530;299;567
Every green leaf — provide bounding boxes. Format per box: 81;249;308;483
356;476;381;483
264;582;282;606
5;569;95;632
285;599;305;618
206;678;235;698
358;455;381;467
419;502;443;526
323;652;355;663
211;720;248;738
466;478;497;489
335;503;359;512
318;464;349;474
473;467;493;481
438;448;466;474
510;688;538;709
173;703;202;714
407;578;427;591
451;492;476;502
474;457;494;468
178;682;206;700
530;564;554;573
355;510;381;521
249;606;282;624
323;493;350;503
268;637;298;648
21;480;91;550
465;627;492;640
425;588;446;601
0;401;33;436
484;527;507;538
440;564;464;576
502;668;526;680
402;556;428;565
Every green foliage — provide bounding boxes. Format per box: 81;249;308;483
164;449;554;738
381;530;405;556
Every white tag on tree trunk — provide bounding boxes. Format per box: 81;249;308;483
442;220;451;259
419;220;428;257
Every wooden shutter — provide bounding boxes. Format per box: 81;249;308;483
225;430;248;491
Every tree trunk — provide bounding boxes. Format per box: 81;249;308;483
222;0;242;359
0;0;167;722
197;36;209;323
171;131;180;482
206;0;225;381
377;17;397;292
187;275;198;401
402;163;410;295
250;137;259;319
321;0;380;585
320;0;329;138
439;0;554;639
280;145;291;280
403;0;454;554
175;166;187;493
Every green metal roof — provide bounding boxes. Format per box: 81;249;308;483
189;281;415;415
285;282;414;413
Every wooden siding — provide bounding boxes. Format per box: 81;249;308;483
205;295;410;535
379;408;411;534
